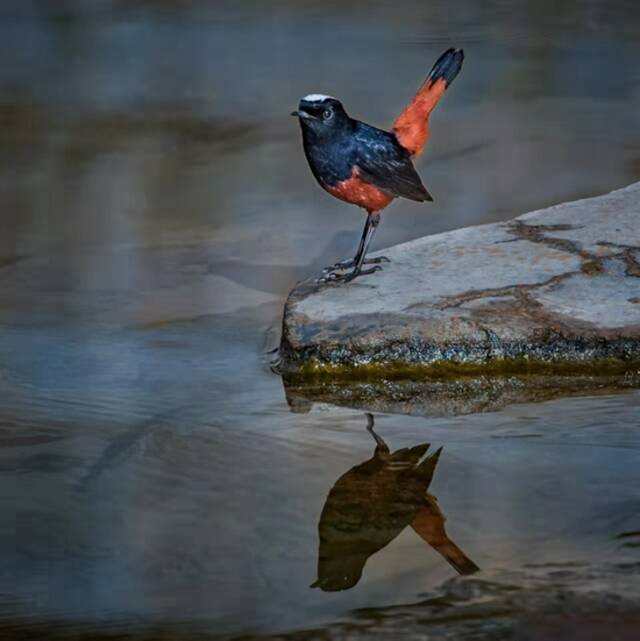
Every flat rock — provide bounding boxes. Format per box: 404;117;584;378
279;183;640;376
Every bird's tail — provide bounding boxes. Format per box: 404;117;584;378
427;532;481;576
426;48;465;87
411;495;480;576
393;48;464;156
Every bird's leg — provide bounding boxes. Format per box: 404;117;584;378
322;216;370;274
365;412;390;457
322;214;390;275
320;213;383;283
338;215;370;270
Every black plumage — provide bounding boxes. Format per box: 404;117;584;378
353;123;433;202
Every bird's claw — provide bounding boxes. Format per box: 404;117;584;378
322;260;354;273
316;271;343;284
316;265;383;284
322;256;390;274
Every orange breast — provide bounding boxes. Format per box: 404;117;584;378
324;167;393;213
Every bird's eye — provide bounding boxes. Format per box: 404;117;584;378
322;109;333;120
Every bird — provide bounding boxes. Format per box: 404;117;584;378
291;48;464;283
310;413;478;591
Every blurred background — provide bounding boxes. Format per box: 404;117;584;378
0;1;639;639
2;0;640;302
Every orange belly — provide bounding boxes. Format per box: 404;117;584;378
324;167;393;213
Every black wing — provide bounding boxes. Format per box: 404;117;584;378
353;123;433;202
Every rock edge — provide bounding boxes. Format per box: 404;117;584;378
279;183;640;378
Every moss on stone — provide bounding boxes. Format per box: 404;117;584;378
281;355;640;383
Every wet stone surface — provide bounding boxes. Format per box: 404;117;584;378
283;372;640;417
280;183;640;375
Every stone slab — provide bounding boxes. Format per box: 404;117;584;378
279;183;640;376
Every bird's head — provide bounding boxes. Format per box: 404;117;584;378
291;95;350;137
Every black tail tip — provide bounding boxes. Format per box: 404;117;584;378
428;48;464;86
451;556;480;576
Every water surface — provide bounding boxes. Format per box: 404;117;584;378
1;1;639;638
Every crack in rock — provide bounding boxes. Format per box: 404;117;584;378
623;249;640;278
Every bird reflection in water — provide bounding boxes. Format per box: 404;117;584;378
312;413;478;591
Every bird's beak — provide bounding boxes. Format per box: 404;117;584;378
291;110;315;120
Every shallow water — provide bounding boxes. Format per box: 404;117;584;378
1;1;639;639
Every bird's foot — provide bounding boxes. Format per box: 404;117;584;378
366;255;391;265
316;265;382;284
322;256;390;273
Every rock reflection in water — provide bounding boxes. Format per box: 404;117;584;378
312;413;478;591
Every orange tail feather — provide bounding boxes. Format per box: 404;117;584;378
411;494;479;576
393;48;464;156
